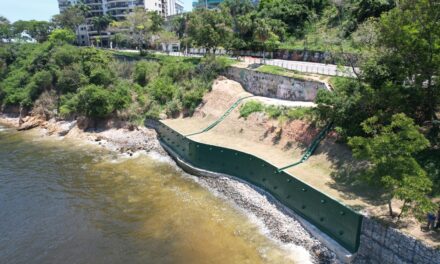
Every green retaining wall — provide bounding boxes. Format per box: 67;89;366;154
154;121;363;253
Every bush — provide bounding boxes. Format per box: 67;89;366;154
56;64;88;93
49;29;76;44
75;85;116;118
27;70;53;100
239;100;264;118
111;81;132;111
80;48;112;76
59;93;79;117
285;107;312;120
133;61;160;86
52;45;79;67
148;77;177;104
198;56;230;81
179;78;209;114
145;101;161;119
89;66;114;87
165;98;182;117
160;61;195;82
265;105;283;119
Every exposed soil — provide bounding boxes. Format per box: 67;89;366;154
163;77;440;248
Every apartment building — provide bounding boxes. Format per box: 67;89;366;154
58;0;184;46
192;0;224;9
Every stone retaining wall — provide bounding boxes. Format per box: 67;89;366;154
225;67;327;102
355;217;440;264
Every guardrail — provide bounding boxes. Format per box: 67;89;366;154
153;121;363;253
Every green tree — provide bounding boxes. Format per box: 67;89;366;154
49;29;76;44
0;16;11;43
348;113;434;219
170;14;187;40
133;61;160;86
258;0;310;35
13;20;53;43
109;8;158;54
315;78;376;139
91;15;113;47
75;84;115;118
149;11;164;33
155;31;179;53
186;9;233;56
362;0;440;123
254;18;282;61
52;5;87;32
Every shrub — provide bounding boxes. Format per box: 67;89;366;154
198;56;230;81
165;98;182;117
89;66;115;87
239;100;264;118
160;61;195;82
52;45;79;67
145;101;161;119
109;60;134;80
265;105;283;119
285;107;313;120
75;85;115;118
27;70;53;100
49;29;76;44
56;64;88;93
111;81;132;111
133;61;160;86
59;93;79;117
148;77;177;104
80;48;112;76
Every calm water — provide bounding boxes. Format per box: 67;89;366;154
0;124;309;264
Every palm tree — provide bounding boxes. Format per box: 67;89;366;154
92;15;113;47
254;18;271;62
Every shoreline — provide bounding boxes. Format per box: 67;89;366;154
0;114;337;263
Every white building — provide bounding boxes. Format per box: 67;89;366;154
58;0;184;46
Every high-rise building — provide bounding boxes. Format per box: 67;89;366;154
192;0;224;9
57;0;184;46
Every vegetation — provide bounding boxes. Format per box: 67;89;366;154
239;100;313;121
109;8;164;54
256;65;310;80
0;36;228;122
314;0;440;219
349;114;434;220
0;0;439;223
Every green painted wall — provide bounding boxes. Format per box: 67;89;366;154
154;121;363;253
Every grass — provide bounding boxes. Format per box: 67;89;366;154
239;100;264;118
240;100;313;121
110;50;236;66
255;65;311;80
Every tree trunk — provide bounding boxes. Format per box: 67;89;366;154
388;199;394;218
397;200;408;221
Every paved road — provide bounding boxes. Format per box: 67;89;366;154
116;49;358;77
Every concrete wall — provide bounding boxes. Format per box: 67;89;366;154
355;217;440;264
225;67;327;102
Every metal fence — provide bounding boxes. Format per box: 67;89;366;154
154;121;363;253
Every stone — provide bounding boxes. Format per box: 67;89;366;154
380;248;394;264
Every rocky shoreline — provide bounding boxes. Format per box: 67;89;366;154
0;113;336;264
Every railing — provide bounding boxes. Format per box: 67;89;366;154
153;121;363;253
